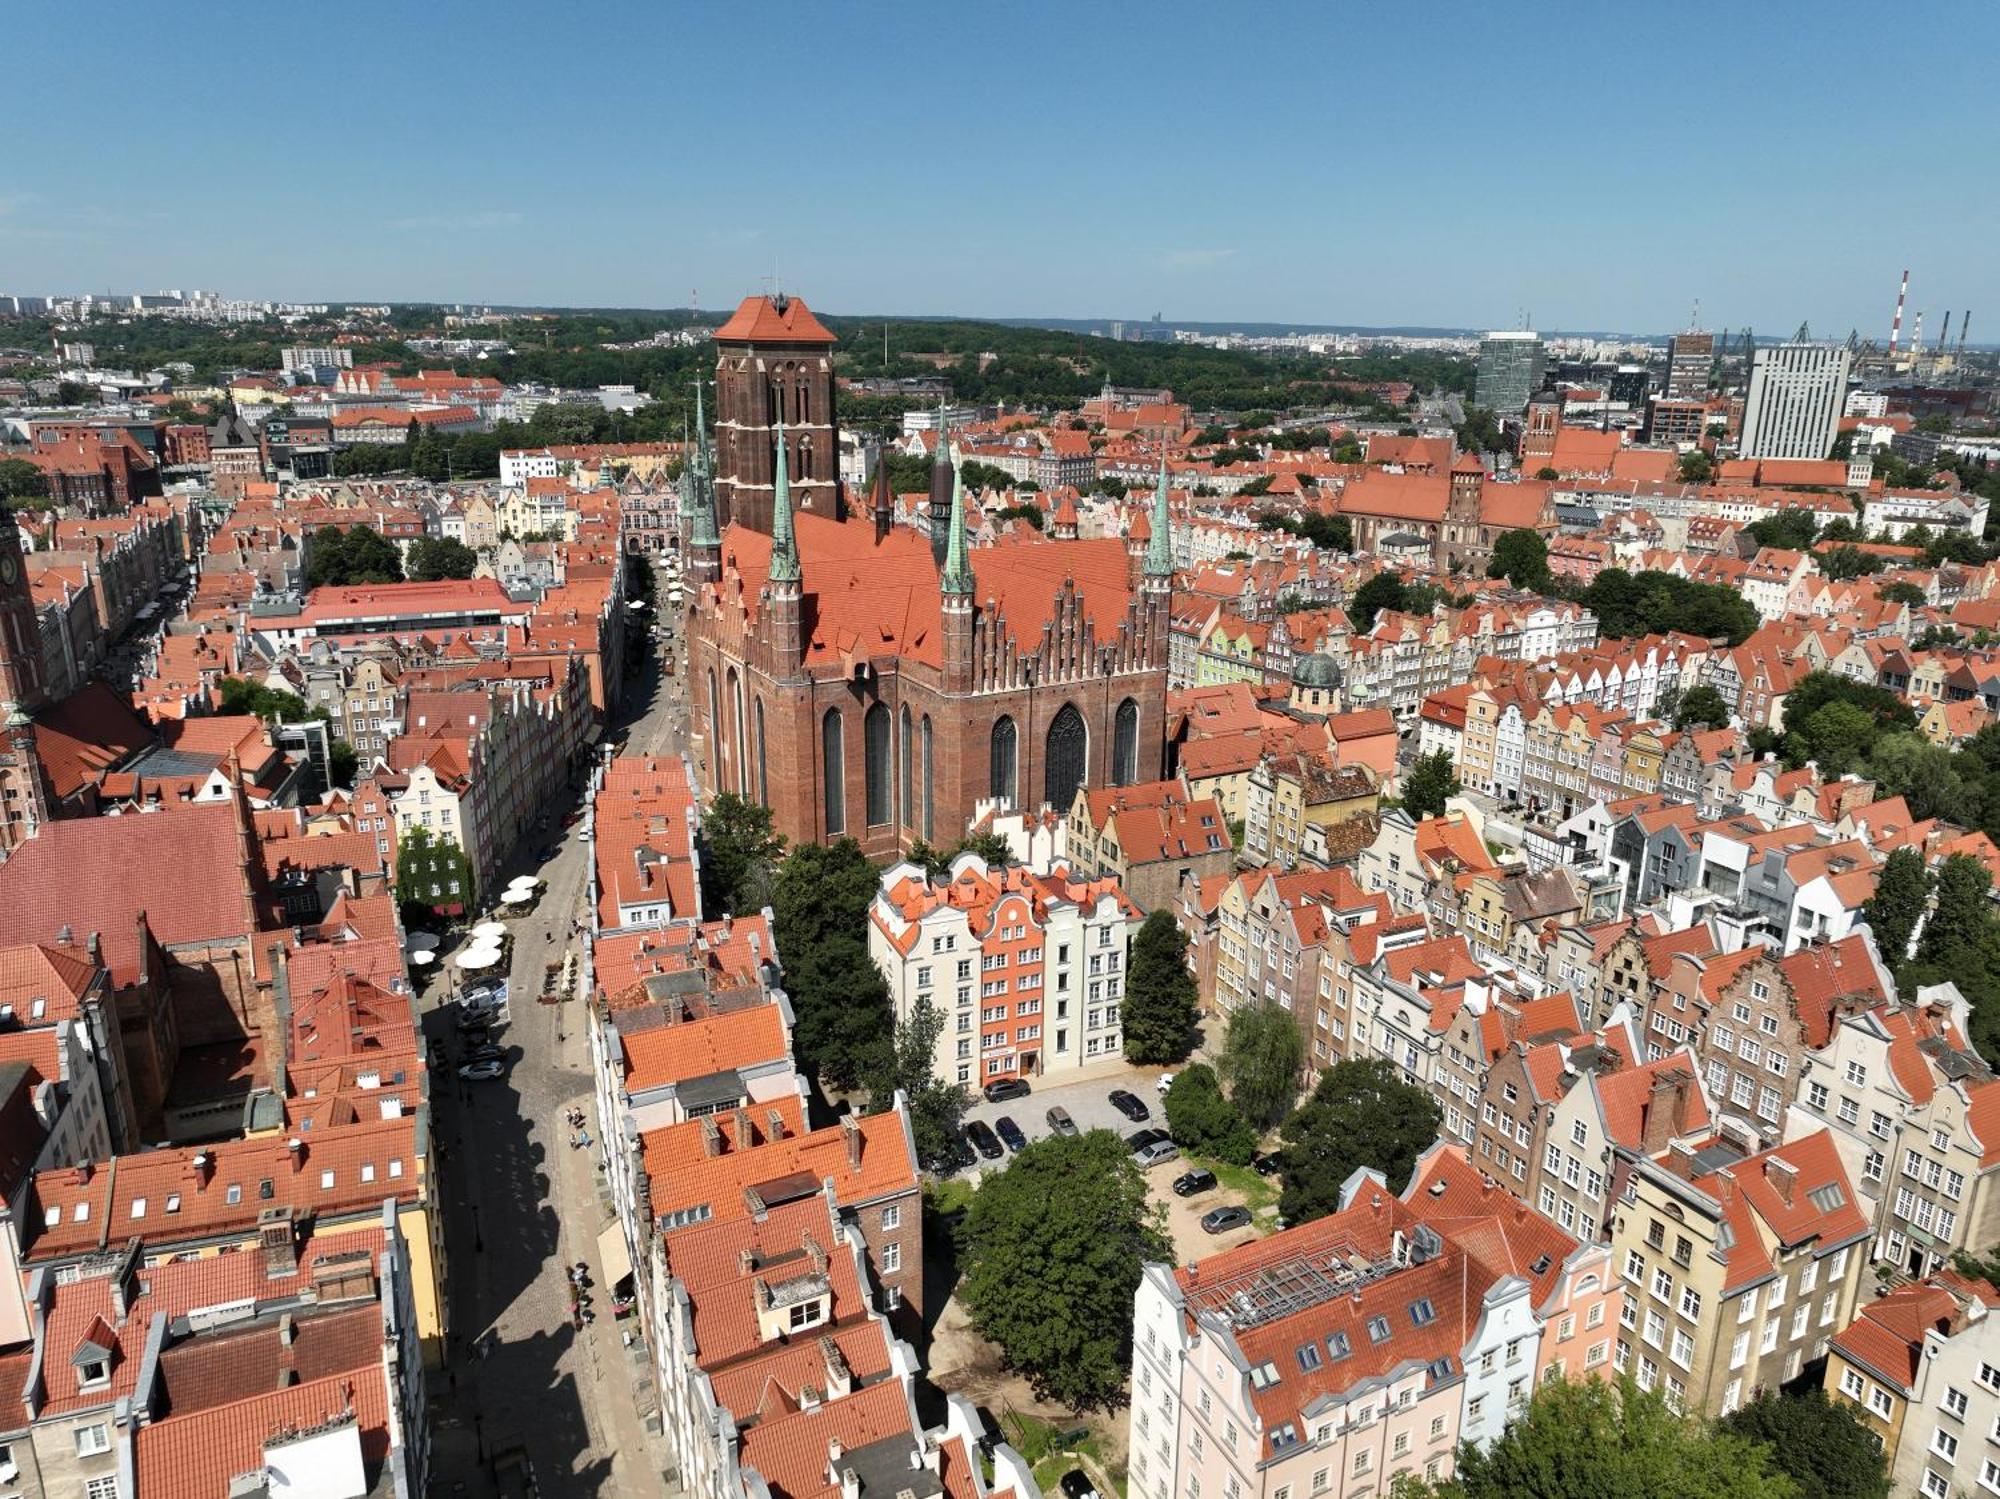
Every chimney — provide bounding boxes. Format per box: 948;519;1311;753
1666;1139;1697;1178
738;1247;758;1276
701;1117;723;1158
191;1150;214;1191
1640;1069;1691;1155
841;1113;862;1171
286;1136;306;1173
279;1311;297;1347
733;1103;752;1145
765;1108;787;1142
841;1471;860;1499
827;1439;846;1474
1766;1155;1797;1206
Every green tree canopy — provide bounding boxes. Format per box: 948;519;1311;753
1406;1375;1797;1499
1163;1063;1257;1165
1487;528;1552;591
1678;450;1715;483
1718;1388;1888;1499
306;525;405;588
959;1131;1171;1409
1218;1002;1305;1130
1348;571;1407;634
1862;845;1932;966
0;457;48;505
1276;1059;1440;1224
771;837;893;1090
1674;682;1731;731
699;793;786;915
1123;910;1199;1066
217;676;318;724
1579;567;1760;644
862;997;965;1173
406;535;478;580
1788;701;1876;777
1401;750;1462;820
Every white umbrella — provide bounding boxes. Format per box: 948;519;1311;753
504;877;540;895
409;949;436;967
470;921;509;940
454;946;503;971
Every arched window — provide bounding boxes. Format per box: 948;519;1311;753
864;703;891;826
899;705;913;828
728;667;747;794
1045;703;1087;809
798;438;812;481
989;716;1018;806
755;699;768;804
706;668;719;755
823;708;846;836
921;715;935;841
1113;698;1139;787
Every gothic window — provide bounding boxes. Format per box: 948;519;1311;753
798;438;812;481
900;705;913;828
922;715;935;841
823;708;846;836
728;667;747;795
990;716;1018;806
756;700;768;804
1113;698;1139;786
1046;703;1087;809
706;669;719;759
865;703;891;826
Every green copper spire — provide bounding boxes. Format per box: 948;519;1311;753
685;381;719;548
769;416;800;584
1145;451;1174;577
941;454;974;595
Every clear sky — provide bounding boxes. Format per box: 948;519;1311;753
6;0;1997;337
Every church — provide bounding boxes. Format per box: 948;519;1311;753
682;294;1174;862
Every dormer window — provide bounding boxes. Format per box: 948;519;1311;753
78;1359;109;1388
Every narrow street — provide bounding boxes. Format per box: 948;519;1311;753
424;601;687;1496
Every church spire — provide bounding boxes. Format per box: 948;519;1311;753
928;398;954;568
1144;451;1174;578
941;457;974;596
768;416;800;584
685;380;720;550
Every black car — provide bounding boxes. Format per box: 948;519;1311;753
1250;1151;1283;1176
983;1076;1031;1103
994;1116;1028;1152
1172;1168;1217;1197
1045;1106;1077;1137
1059;1472;1099;1499
1107;1089;1150;1123
1124;1127;1167;1152
464;1044;506;1065
964;1119;1004;1160
1201;1205;1253;1234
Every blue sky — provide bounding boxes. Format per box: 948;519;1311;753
5;0;1997;336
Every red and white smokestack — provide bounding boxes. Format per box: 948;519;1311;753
1889;268;1909;354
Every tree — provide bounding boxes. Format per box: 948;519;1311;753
955;830;1015;867
1402;750;1462;820
1862;846;1931;966
1674;682;1731;731
1348;571;1407;634
217;676;316;724
1218;1002;1305;1129
1163;1064;1257;1164
0;458;47;504
959;1131;1171;1409
772;838;895;1090
1789;701;1875;777
327;740;359;790
699;794;785;915
1745;507;1821;551
1276;1059;1440;1224
863;997;966;1173
395;827;474;913
1879;579;1927;607
1818;544;1885;581
1487;528;1552;591
1916;852;1993;970
1677;449;1715;483
1719;1388;1888;1499
1405;1375;1796;1499
406;535;478;580
306;525;404;587
1123;911;1199;1065
1866;732;1977;825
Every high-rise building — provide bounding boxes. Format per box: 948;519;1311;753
1666;330;1715;398
1740;341;1851;460
1475;331;1544;412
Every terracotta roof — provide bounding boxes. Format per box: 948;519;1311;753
714;294;837;346
642;1104;915;1227
136;1365;391;1499
621;1003;791;1094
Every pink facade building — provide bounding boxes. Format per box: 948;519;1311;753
1127;1146;1620;1499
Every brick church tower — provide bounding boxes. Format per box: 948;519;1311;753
0;517;51;850
712;293;841;533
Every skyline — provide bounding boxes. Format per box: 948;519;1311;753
5;0;1998;339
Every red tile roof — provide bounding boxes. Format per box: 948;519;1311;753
714;294;838;345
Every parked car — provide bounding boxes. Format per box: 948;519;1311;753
1251;1151;1283;1176
537;845;560;863
1108;1089;1150;1122
994;1116;1028;1152
1156;1072;1177;1095
1172;1168;1217;1197
456;1012;496;1037
964;1120;1004;1160
1134;1138;1181;1168
458;1058;507;1082
1125;1128;1168;1153
1045;1106;1077;1136
983;1076;1031;1104
1059;1472;1098;1499
1201;1205;1253;1234
464;1044;505;1064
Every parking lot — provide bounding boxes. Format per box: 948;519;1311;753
955;1066;1269;1256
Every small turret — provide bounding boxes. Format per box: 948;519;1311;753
768;416;800;586
1144;452;1175;586
927;400;954;568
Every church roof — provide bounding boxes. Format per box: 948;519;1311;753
713;294;836;346
718;515;1137;671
